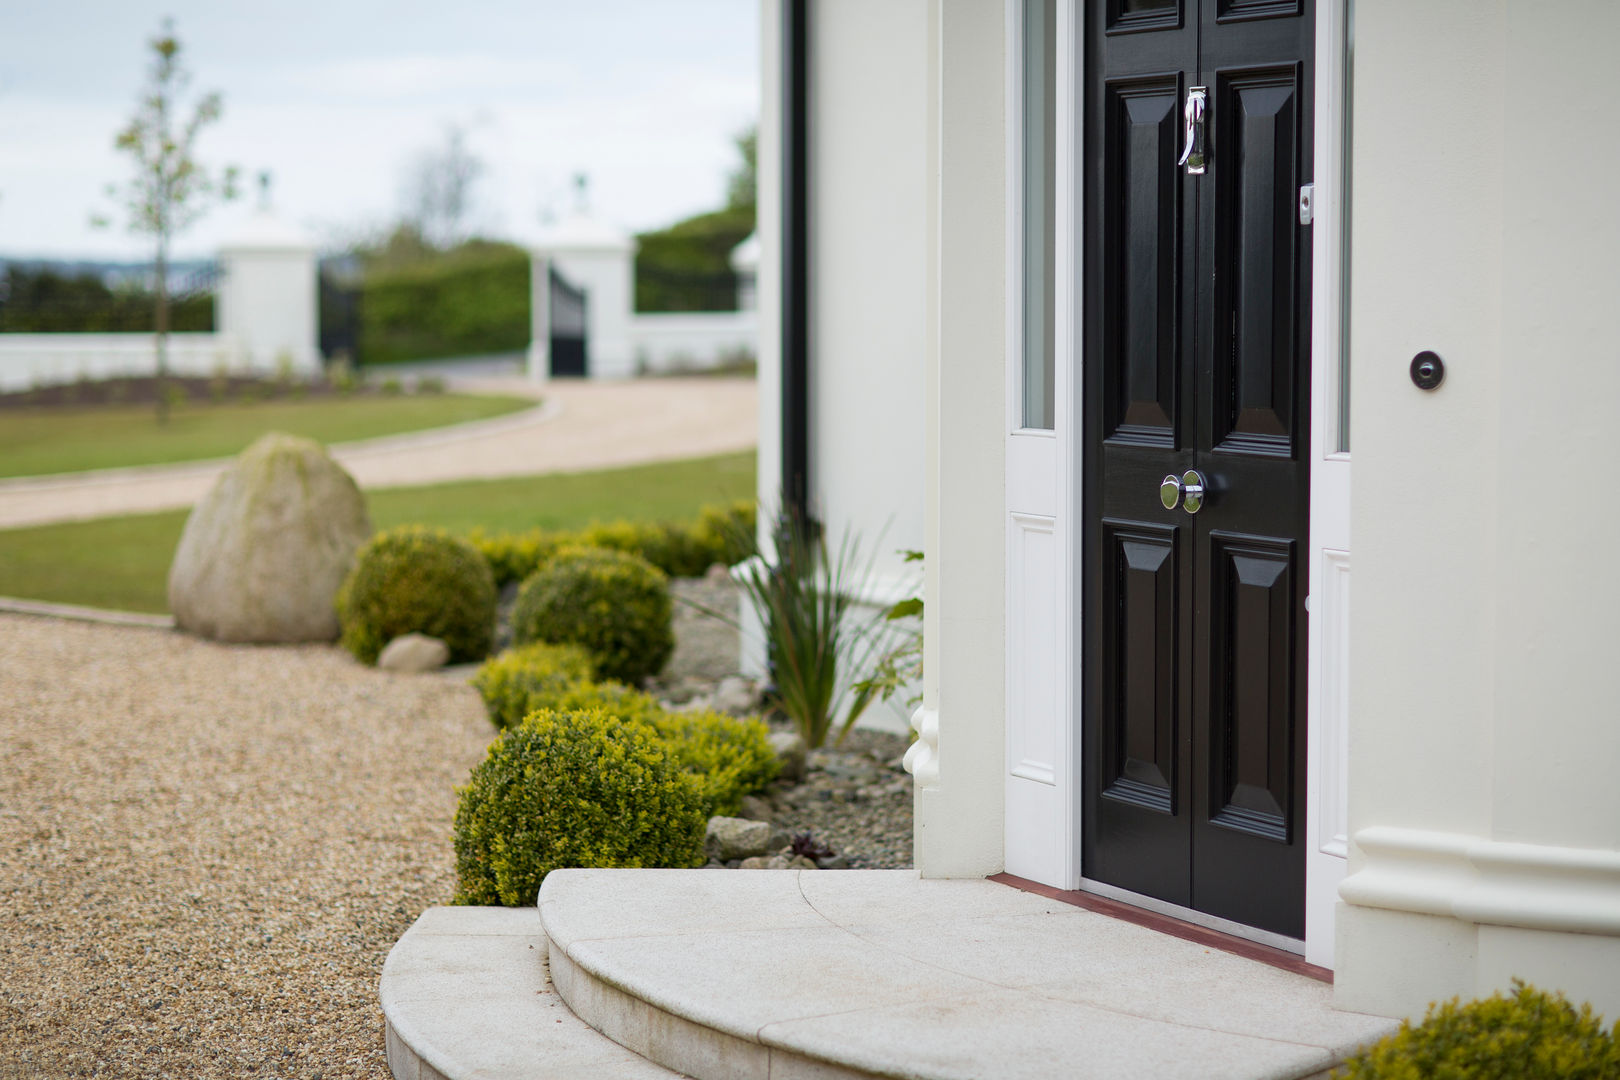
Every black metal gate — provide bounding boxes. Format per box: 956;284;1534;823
549;265;588;377
319;257;362;367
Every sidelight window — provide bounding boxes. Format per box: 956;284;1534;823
1021;0;1057;431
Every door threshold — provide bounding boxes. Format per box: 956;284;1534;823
989;873;1331;983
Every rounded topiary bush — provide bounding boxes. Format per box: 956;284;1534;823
452;707;708;906
511;546;674;684
471;641;596;730
335;525;497;665
1338;980;1620;1079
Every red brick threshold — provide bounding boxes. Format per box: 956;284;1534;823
989;872;1333;984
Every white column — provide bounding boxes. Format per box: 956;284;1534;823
217;207;319;374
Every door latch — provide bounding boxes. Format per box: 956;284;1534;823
1298;183;1315;226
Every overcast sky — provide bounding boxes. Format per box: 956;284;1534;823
0;0;759;260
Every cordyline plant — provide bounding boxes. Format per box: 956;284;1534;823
93;19;239;423
726;508;899;750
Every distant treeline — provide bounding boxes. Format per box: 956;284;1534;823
0;264;214;333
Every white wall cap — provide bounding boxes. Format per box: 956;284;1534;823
532;209;637;254
218;206;315;254
729;231;761;272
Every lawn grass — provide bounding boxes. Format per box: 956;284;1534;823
0;393;535;479
0;452;755;614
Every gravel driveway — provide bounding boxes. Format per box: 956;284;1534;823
0;614;493;1079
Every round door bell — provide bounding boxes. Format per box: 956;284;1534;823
1410;350;1445;391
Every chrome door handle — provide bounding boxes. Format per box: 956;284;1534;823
1177;86;1207;175
1159;470;1209;514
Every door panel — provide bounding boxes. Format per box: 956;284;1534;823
1214;67;1301;453
1104;76;1183;444
1084;0;1312;939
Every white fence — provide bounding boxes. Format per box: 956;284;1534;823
629;311;758;375
0;333;257;393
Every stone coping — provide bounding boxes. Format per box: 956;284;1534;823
539;868;1400;1080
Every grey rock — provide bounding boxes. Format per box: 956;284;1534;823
705;816;774;861
377;633;450;673
769;732;808;783
713;675;758;715
816;855;853;870
737;794;775;822
766;826;793;851
169;433;371;644
738;854;818;870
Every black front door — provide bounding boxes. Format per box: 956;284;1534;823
1081;0;1313;939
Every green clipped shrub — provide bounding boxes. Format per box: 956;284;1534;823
462;499;758;587
452;707;707;906
471;642;596;731
492;675;778;816
653;707;778;817
511;547;674;685
335;526;497;664
1338;980;1620;1080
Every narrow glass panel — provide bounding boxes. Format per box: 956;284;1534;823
1023;0;1057;430
1337;0;1354;452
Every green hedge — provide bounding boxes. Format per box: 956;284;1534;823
358;244;530;366
467;499;756;587
471;641;596;731
635;205;755;313
452;707;708;906
0;264;213;333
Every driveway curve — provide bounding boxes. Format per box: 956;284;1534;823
0;376;757;529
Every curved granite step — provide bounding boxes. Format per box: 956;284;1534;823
538;868;1397;1080
380;906;681;1080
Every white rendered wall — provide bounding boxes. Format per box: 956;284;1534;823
751;0;930;731
630;312;758;374
0;333;240;392
217;248;319;373
1336;0;1620;1020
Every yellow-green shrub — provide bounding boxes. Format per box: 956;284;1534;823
452;707;708;906
485;675;778;816
471;642;595;730
336;526;496;664
511;546;673;685
1338;980;1620;1079
463;499;758;586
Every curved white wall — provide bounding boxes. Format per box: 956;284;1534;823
1337;0;1620;1020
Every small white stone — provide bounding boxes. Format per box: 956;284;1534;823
377;633;451;673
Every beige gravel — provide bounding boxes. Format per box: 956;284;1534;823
0;613;494;1079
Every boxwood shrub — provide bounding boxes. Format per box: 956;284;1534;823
511;546;673;685
452;707;707;906
480;669;777;816
335;525;496;664
471;641;595;731
1338;980;1620;1079
465;499;757;587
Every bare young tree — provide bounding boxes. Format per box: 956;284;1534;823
401;124;485;250
95;18;238;422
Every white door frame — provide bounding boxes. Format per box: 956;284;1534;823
1002;0;1352;967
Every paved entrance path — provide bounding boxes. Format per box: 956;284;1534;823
0;376;757;529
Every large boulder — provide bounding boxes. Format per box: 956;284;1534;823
169;433;372;643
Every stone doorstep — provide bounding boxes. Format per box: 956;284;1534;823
378;907;681;1080
382;873;1399;1080
538;869;1402;1080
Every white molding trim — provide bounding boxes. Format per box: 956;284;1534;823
1341;827;1620;937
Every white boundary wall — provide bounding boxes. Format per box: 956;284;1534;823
0;333;245;392
630;312;758;374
